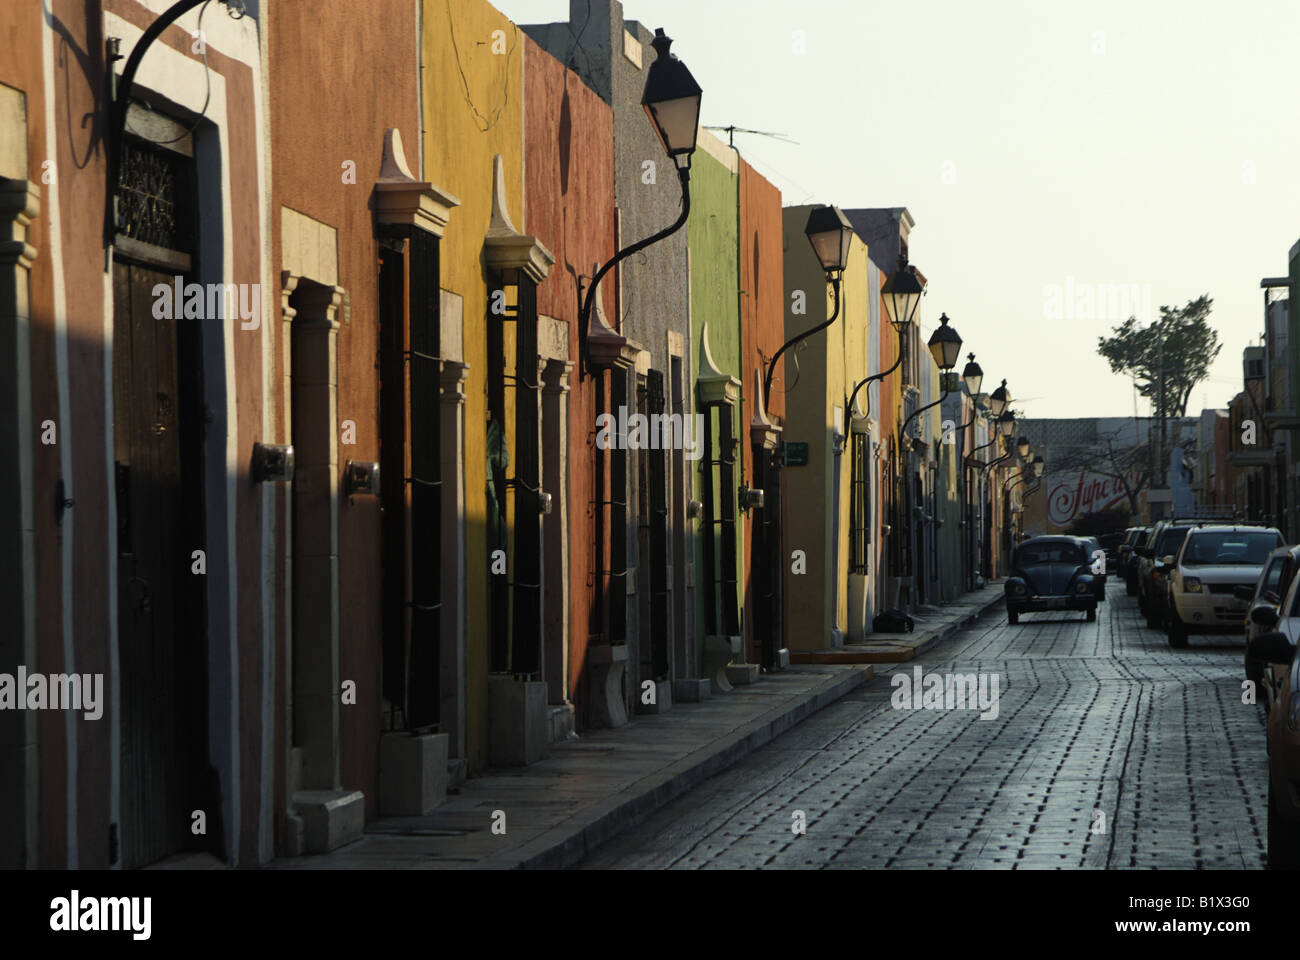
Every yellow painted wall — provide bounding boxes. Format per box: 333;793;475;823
422;0;524;771
781;207;871;648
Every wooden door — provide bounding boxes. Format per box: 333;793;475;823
112;259;208;867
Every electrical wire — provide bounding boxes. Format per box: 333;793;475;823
447;0;517;134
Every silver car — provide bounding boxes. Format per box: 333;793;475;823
1166;524;1284;648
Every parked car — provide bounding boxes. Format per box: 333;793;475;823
1244;573;1300;867
1243;545;1300;710
1120;526;1150;595
1135;520;1197;628
1004;536;1098;624
1164;524;1284;648
1078;535;1107;602
1098;531;1124;573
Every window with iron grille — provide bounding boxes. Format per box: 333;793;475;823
379;228;442;731
486;276;543;676
849;432;870;574
701;403;740;637
116;134;197;253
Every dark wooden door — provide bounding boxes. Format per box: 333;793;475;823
113;260;207;867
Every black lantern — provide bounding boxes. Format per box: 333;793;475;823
642;30;703;163
927;313;963;371
805;205;854;276
1016;436;1031;459
961;353;983;397
881;253;925;329
1032;454;1045;478
989;379;1010;417
997;411;1015;437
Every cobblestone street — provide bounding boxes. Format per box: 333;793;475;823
581;583;1270;869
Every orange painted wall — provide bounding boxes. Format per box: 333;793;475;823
521;36;616;710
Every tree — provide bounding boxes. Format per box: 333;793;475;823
1097;295;1222;419
1052;430;1152;517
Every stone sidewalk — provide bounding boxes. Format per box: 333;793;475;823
790;582;1006;665
264;660;870;870
154;586;1005;872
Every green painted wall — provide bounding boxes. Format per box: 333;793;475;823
688;134;743;659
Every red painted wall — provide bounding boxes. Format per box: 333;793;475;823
522;36;615;709
738;158;784;660
270;0;421;831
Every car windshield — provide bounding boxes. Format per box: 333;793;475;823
1260;558;1285;598
1016;542;1086;565
1182;531;1281;566
1135;530;1149;546
1155;527;1189;555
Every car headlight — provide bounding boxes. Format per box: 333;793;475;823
1183;577;1202;593
1075;582;1089;594
1289;699;1300;734
1013;585;1026;596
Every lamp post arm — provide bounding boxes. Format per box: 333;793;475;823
899;382;951;445
846;321;905;422
765;276;841;411
1004;468;1028;491
981;446;1013;477
579;165;691;381
104;0;214;249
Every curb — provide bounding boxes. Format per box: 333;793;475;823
479;663;874;869
790;585;1007;665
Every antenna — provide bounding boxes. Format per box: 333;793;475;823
703;124;800;149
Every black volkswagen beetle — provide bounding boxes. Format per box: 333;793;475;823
1005;535;1099;624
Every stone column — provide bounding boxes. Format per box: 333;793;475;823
541;360;571;707
439;359;469;761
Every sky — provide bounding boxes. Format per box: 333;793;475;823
491;0;1300;419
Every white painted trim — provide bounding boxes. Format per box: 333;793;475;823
104;8;251;864
41;0;79;870
255;4;274;866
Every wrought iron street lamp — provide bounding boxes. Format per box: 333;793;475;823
899;314;964;442
955;353;984;589
988;380;1011;418
1016;436;1031;459
1032;454;1045;478
845;252;927;420
997;410;1015;438
578;29;702;381
961;354;984;399
763;205;854;410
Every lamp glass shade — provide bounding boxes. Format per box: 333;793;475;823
927;313;963;371
804;205;854;274
1033;460;1046;478
1017;436;1031;459
642;30;703;158
881;257;925;328
988;380;1010;417
998;412;1015;437
961;354;983;397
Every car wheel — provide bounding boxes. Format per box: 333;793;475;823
1167;614;1188;648
1007;608;1019;625
1138;594;1148;616
1145;606;1162;630
1268;779;1300;870
1086;604;1097;622
1124;574;1136;597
